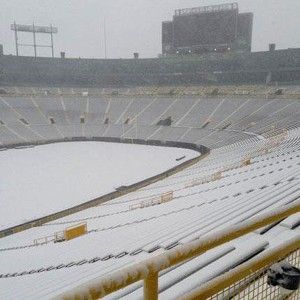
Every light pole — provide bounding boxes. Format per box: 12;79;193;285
104;18;107;59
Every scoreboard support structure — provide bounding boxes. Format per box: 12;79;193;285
11;22;58;58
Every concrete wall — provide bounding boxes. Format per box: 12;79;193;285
0;48;300;87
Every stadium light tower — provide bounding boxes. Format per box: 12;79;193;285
11;22;58;58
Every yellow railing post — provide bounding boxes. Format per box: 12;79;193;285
144;272;159;300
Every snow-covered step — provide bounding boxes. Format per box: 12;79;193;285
280;212;300;229
179;183;299;244
159;237;269;299
117;244;235;300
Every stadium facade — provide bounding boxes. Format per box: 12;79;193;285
0;1;299;88
0;48;300;87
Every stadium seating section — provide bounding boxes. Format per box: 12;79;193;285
0;87;299;299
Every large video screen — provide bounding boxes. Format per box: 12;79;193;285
173;10;238;48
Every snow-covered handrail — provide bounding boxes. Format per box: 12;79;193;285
55;201;300;300
181;236;300;300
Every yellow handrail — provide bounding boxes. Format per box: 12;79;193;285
181;237;300;300
56;201;300;300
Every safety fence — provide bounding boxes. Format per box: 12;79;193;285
185;171;222;188
33;223;87;245
247;129;289;159
129;191;174;210
2;84;300;99
56;201;300;300
33;234;55;246
185;157;251;189
183;242;300;300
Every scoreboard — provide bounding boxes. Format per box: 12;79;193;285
162;3;253;55
173;8;238;49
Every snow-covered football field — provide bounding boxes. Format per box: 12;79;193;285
0;142;198;229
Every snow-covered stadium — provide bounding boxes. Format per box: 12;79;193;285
1;1;300;298
0;85;299;299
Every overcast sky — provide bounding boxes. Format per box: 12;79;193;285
0;0;299;58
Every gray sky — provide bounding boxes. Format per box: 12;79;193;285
1;0;299;58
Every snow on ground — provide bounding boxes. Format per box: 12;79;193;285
0;135;299;300
0;141;198;229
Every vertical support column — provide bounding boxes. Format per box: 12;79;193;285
33;22;37;58
234;8;238;40
50;24;54;58
136;117;138;139
104;18;107;59
14;21;19;56
144;273;158;300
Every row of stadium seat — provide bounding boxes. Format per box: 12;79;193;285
0;128;299;299
0;94;299;149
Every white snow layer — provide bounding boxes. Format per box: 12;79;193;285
0;141;198;229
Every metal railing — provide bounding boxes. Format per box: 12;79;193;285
129;191;174;210
182;240;300;300
33;234;55;246
56;201;300;300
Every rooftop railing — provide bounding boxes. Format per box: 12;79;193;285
175;3;238;17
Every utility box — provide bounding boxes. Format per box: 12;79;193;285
64;223;87;241
55;223;87;242
0;44;3;56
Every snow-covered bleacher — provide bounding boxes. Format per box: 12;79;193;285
0;87;299;299
0;123;299;299
0;90;299;149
